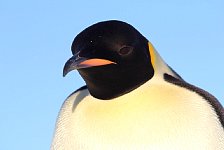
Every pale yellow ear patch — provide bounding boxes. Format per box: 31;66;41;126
148;42;156;69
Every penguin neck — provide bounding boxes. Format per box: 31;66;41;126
78;63;153;100
148;42;182;80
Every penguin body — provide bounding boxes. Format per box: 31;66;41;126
51;20;224;150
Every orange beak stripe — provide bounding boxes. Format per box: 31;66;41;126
79;58;116;67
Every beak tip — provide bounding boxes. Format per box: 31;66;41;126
63;66;70;77
62;72;66;77
63;55;77;77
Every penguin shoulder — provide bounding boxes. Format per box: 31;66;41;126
164;73;224;128
51;85;89;149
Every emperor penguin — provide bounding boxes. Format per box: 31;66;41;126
51;20;224;150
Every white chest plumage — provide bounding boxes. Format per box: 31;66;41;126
51;79;224;150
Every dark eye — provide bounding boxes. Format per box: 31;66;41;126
118;46;133;56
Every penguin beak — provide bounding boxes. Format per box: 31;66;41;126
63;55;116;77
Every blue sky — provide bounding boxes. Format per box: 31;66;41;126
1;0;223;149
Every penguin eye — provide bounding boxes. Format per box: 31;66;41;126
118;46;133;56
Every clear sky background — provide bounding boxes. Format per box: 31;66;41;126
1;0;223;149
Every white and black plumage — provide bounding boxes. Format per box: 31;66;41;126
51;20;224;150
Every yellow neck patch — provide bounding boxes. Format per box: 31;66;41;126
148;42;156;69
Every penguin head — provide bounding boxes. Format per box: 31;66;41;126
63;20;155;100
